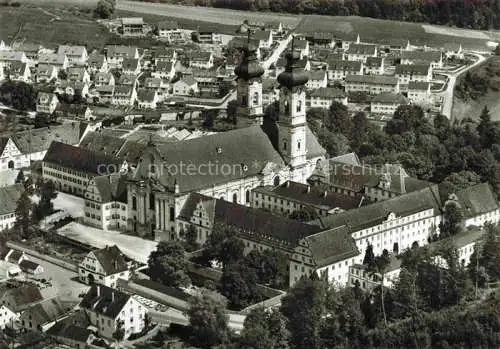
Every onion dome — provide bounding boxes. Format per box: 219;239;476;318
234;41;264;80
277;49;309;88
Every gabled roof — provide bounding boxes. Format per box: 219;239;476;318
90;245;128;274
105;45;138;59
408;81;430;91
346;74;398;85
114;85;133;96
188;51;212;62
0;283;43;312
43;141;123;175
401;50;441;62
253;30;272;41
0;51;26;62
38;53;67;65
22;297;75;325
371;92;408;104
122;17;144;25
117;74;138;85
19;260;41;271
35;64;56;76
87;52;106;66
79;284;131;319
92;174;128;204
46;321;92;343
303;225;360;267
79;131;126;156
310;87;345;99
309;70;327;81
453;183;499;219
327;60;362;71
9;61;28;75
157;20;178;30
122;58;140;70
137;88;156;102
156;61;174;72
395;64;430;75
347;43;376;55
365;56;383;68
57;45;87;57
94;72;114;83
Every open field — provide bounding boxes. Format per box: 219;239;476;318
452;56;500;121
0;5;111;50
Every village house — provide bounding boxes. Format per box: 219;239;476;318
157;20;184;42
121;58;141;75
345;74;399;94
0;282;43;313
117;73;138;88
7;61;30;82
252;180;364;218
407;81;431;107
54;104;94;121
80;284;146;339
172;76;198;96
262;78;280;106
401;49;443;68
370;92;409;115
19;260;44;275
152;47;177;65
86;52;108;73
192;30;222;44
326;60;363;81
120;17;147;36
188;51;214;69
78;245;130;286
38;53;69;71
105;45;140;68
0;51;27;69
46;317;94;348
395;64;432;91
94;72;115;87
254;30;274;49
0;305;18;329
305;32;336;48
66;67;91;84
0;137;27;171
0;184;24;231
144;77;170;100
306;70;328;90
364;56;384;75
443;43;464;60
291;39;310;58
346;43;377;62
20;297;76;332
36;92;59;114
15;43;43;61
57;45;88;66
96;85;114;104
152;61;176;80
112;85;137;106
42;141;125;196
34;64;57;83
137;89;159;109
4;249;26;265
308;87;348;108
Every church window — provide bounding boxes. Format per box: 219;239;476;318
169;207;175;221
296;100;302;112
149;194;154;210
245;190;250;203
253;92;259;105
132;196;137;210
232;193;238;203
241;94;247;106
284;100;290;115
298;140;301;150
283;140;287;150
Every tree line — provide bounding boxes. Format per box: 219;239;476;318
140;0;500;30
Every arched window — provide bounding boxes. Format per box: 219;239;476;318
283;140;287;150
253;92;259;105
297;140;301;150
232;193;238;203
149;194;154;210
274;176;280;186
220;195;225;200
245;190;250;203
241;94;247;106
284;100;290;115
132;196;137;210
296;100;302;112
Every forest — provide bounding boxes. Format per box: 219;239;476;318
140;0;500;30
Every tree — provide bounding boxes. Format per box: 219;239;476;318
15;170;25;184
112;319;125;349
201;226;244;267
148;240;191;287
14;191;33;239
367;249;391;327
238;308;290;349
289;208;318;222
227;99;238;125
363;244;375;267
245;249;289;288
57;69;67;80
281;276;326;349
477;105;498;149
94;0;115;19
442;171;482;192
187;292;231;349
34;180;57;220
0;80;37;110
184;224;199;251
327;101;350;134
441;201;463;236
478;223;500;281
220;262;261;309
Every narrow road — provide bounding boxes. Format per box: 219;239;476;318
435;52;487;119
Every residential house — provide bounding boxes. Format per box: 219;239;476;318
254;30;273;49
66;67;90;83
157;21;183;42
34;64;57;83
144;77;170;100
112;85;137;106
96;85;114;104
193;30;221;44
252;180;364;218
137;89;159;109
0;282;43;313
407;81;431;107
78;245;130;287
121;17;147;36
80;284;146;339
0;184;24;231
0;51;27;69
308;87;347;108
364;56;384;75
86;52;108;73
4;249;25;264
7;61;30;82
0;137;24;171
401;50;443;68
395;64;432;91
57;45;88;66
55;81;89;99
54;104;94;121
0;305;18;329
188;51;214;69
152;47;177;65
306;70;328;90
42;141;125;196
46;319;93;348
444;43;464;60
117;74;138;88
94;72;115;87
105;45;139;68
38;53;69;71
0;40;7;51
121;58;141;75
172;76;198;96
326;60;363;81
370;92;409;115
348;256;401;290
449;183;500;228
346;44;377;62
262;78;280;106
345;75;399;94
20;297;77;332
36;93;59;114
152;61;175;80
305;32;336;48
292;39;310;58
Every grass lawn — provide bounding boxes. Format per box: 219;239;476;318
452;56;500;121
297;15;499;51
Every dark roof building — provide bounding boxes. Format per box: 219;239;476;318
89;245;128;275
80;284;131;319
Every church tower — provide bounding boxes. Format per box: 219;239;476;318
234;32;264;124
277;37;309;181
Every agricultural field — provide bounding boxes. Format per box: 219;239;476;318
452;56;500;121
0;4;111;50
297;15;500;51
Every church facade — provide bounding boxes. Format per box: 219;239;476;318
126;38;326;240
